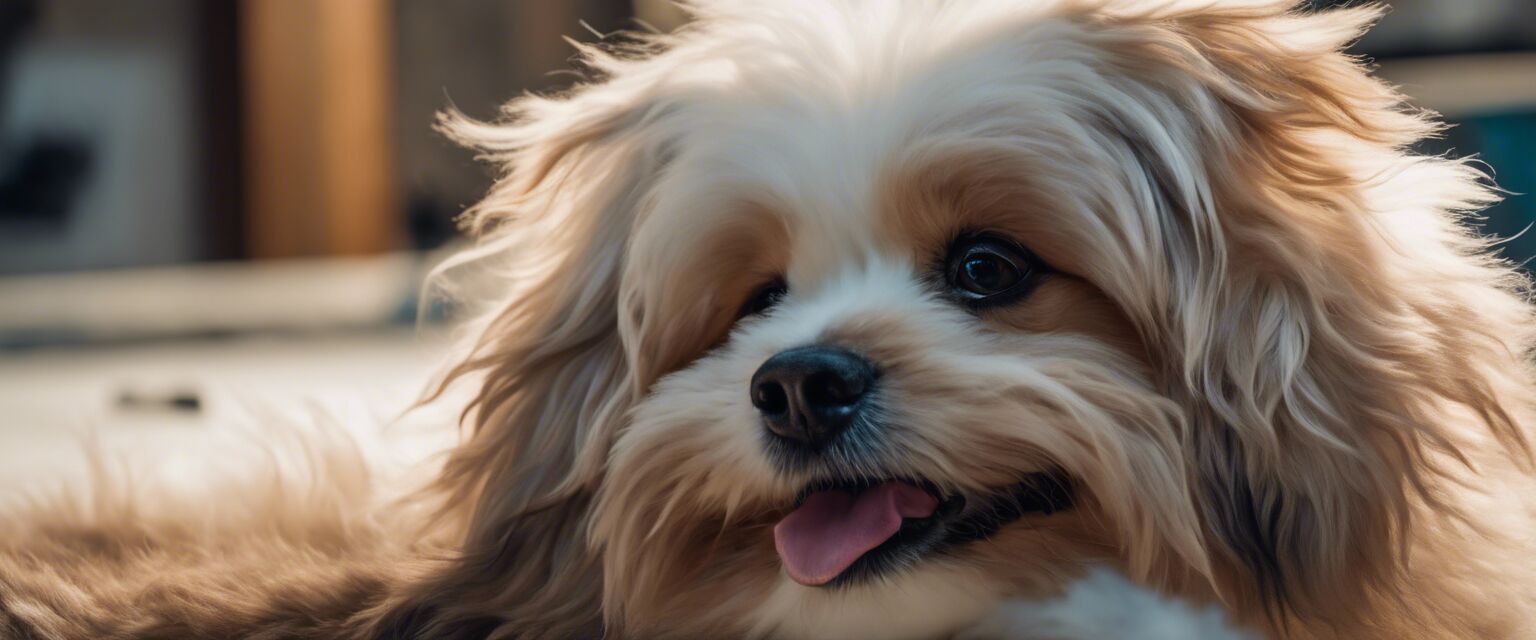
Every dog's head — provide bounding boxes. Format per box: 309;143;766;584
388;1;1532;638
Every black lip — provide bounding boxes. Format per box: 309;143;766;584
794;471;1075;588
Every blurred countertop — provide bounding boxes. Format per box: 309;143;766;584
0;254;461;495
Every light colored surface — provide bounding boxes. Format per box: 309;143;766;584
0;329;455;495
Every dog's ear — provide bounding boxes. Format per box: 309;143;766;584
1099;1;1532;626
368;43;684;638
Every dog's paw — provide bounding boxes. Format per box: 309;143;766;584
956;569;1254;640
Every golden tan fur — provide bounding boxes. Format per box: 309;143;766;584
4;1;1535;638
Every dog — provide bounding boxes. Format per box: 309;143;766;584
4;0;1535;638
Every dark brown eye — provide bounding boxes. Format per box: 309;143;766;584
739;279;788;318
945;235;1045;305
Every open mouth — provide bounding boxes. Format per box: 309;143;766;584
772;472;1075;587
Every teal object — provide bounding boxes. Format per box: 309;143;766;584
1441;110;1536;269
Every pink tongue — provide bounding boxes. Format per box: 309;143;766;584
773;482;939;586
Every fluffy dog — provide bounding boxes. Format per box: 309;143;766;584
4;0;1536;638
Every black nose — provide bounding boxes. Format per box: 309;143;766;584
750;346;876;448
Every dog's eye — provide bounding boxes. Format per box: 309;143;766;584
739;279;788;318
945;235;1046;305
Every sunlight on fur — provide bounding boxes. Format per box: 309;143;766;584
4;1;1536;638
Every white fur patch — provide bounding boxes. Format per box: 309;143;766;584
960;569;1253;640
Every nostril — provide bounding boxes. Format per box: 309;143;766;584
753;381;790;415
803;370;864;408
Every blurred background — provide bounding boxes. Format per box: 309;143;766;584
0;1;1531;477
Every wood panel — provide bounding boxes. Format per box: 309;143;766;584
241;0;397;259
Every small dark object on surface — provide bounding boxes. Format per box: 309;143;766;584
115;388;203;414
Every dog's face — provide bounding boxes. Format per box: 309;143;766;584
586;8;1202;636
610;144;1172;638
413;1;1530;638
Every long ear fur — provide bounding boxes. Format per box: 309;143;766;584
365;38;679;639
1096;0;1534;627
